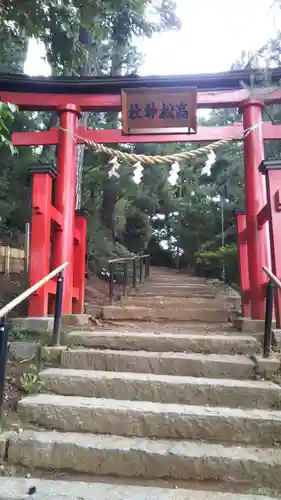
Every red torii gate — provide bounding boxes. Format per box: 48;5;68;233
1;70;281;323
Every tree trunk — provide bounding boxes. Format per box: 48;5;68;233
101;42;128;236
76;111;89;209
75;38;103;209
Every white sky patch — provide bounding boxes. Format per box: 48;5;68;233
24;38;51;76
160;240;169;250
140;0;279;75
152;214;166;221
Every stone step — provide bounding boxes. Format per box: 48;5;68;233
148;274;206;278
148;285;210;289
97;322;237;332
1;478;277;500
134;288;230;297
149;282;201;285
141;285;212;292
61;349;255;379
65;331;259;355
143;280;209;284
18;394;281;445
132;291;218;298
121;296;234;309
40;368;281;409
103;305;229;322
144;278;208;283
8;430;281;488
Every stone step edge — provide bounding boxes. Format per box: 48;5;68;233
102;305;229;316
64;331;259;352
0;478;278;500
66;331;258;341
45;347;280;380
18;392;281;421
61;349;255;364
60;350;280;380
39;367;281;408
8;430;281;458
17;393;281;446
61;349;255;367
103;305;228;312
39;367;281;390
122;297;239;303
7;431;281;473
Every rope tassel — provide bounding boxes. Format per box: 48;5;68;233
108;156;120;178
202;150;216;176
132;161;144;184
168;161;180;186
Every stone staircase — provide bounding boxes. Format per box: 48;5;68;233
103;268;235;322
2;268;281;499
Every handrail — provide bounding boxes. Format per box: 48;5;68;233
108;254;150;264
108;254;150;302
263;266;281;290
0;261;68;416
0;261;68;319
262;266;281;358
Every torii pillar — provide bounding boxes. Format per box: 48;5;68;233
28;103;86;316
242;99;271;319
52;104;81;313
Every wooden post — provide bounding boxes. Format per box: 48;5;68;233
72;211;87;314
236;211;250;317
4;246;10;276
24;222;30;274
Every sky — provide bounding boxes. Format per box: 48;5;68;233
140;0;279;75
24;0;280;77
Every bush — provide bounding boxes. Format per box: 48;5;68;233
87;228;135;283
87;228;134;272
123;209;151;253
196;244;239;285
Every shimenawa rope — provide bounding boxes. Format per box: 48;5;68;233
58;123;259;166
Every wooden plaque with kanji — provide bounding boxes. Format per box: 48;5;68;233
121;87;197;135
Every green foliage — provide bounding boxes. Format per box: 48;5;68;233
20;369;43;394
8;328;43;343
124;209;152;253
0;24;28;73
0;110;44;235
196;245;239;284
1;0;96;71
133;194;159;215
0;101;18;155
1;0;180;74
87;228;134;275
